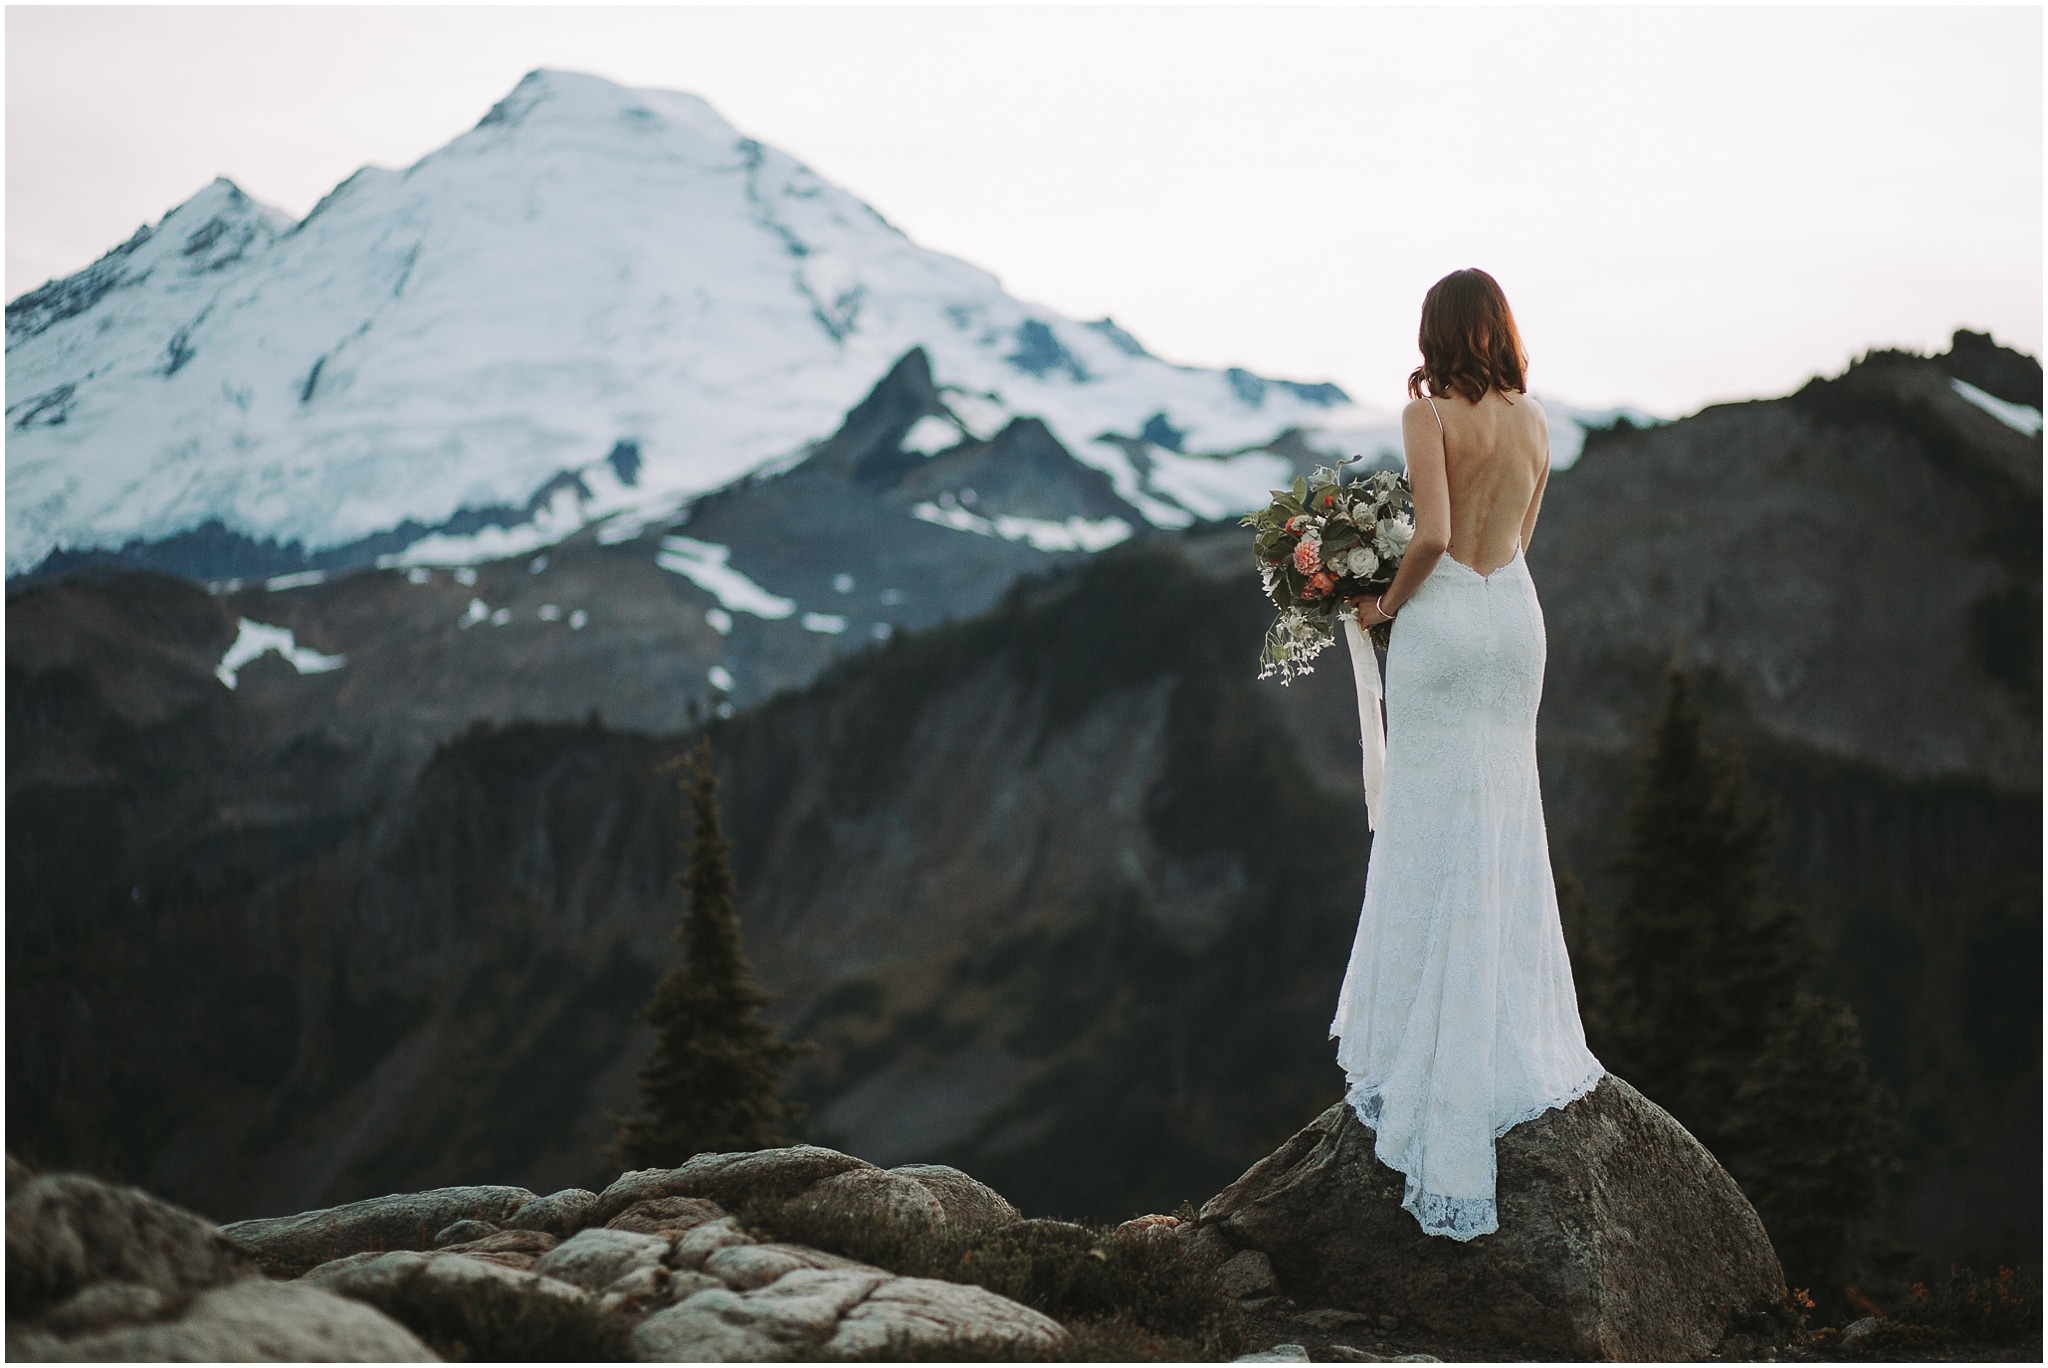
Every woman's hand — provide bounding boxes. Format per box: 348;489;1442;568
1349;594;1393;626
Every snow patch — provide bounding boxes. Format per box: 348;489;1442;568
901;415;961;456
264;570;327;591
708;664;735;691
656;535;796;618
994;514;1134;553
943;391;1011;441
1144;449;1294;522
1074;440;1196;530
597;502;681;545
801;612;849;634
1951;378;2043;437
215;617;346;688
1540;399;1668;469
912;501;1133;553
381;484;594;568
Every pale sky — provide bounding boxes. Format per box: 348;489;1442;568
6;4;2042;415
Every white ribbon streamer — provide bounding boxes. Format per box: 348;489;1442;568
1342;614;1386;830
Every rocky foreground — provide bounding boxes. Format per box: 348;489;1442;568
5;1077;1823;1362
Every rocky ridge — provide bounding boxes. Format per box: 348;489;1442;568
222;1144;1066;1361
10;1148;1063;1362
10;1084;1794;1362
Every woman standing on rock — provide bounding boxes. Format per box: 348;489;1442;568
1330;268;1604;1241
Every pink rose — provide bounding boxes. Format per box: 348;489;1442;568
1292;539;1322;575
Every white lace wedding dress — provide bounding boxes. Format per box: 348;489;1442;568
1329;542;1604;1241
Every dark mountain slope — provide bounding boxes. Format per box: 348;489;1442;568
1530;334;2040;1267
7;536;1370;1224
6;350;1182;943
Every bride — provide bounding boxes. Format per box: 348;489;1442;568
1330;268;1604;1241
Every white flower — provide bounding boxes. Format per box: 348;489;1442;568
1375;517;1414;557
1344;546;1379;578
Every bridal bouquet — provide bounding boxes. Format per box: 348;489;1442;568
1242;461;1414;681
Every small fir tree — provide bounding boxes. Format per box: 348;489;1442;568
610;738;809;1170
1601;671;1810;1106
1720;992;1897;1298
1591;670;1895;1309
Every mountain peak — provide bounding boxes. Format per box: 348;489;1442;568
468;67;741;150
5;73;1388;579
6;175;290;344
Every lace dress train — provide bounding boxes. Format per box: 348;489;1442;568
1328;546;1604;1241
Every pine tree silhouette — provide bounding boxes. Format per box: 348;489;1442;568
1589;670;1894;1308
1601;671;1809;1106
610;738;810;1171
1721;993;1896;1300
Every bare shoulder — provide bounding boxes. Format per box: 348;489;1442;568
1518;394;1549;429
1402;395;1442;426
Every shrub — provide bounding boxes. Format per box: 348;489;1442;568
359;1264;631;1362
1895;1265;2040;1343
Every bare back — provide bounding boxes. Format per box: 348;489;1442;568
1420;391;1550;577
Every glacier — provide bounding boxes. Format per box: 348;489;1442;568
4;67;1398;579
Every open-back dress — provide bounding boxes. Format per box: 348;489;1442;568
1328;399;1604;1241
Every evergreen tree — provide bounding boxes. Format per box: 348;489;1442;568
610;738;809;1170
1600;671;1809;1107
1720;992;1897;1299
1588;670;1895;1307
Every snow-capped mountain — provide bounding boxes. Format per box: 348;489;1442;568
6;68;1398;580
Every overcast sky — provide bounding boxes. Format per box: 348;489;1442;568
7;5;2041;415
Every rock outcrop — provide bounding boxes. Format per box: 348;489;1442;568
292;1149;1065;1361
874;1163;1023;1232
1198;1076;1788;1360
220;1185;537;1274
507;1187;600;1237
590;1146;873;1224
7;1173;257;1318
6;1171;430;1362
10;1278;439;1362
7;1149;1066;1362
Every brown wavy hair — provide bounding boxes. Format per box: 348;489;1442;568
1406;268;1527;403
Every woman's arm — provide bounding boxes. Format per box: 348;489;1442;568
1520;400;1551;552
1354;399;1450;623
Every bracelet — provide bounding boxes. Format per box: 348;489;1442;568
1375;595;1397;621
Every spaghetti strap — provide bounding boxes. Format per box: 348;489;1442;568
1425;396;1444;434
